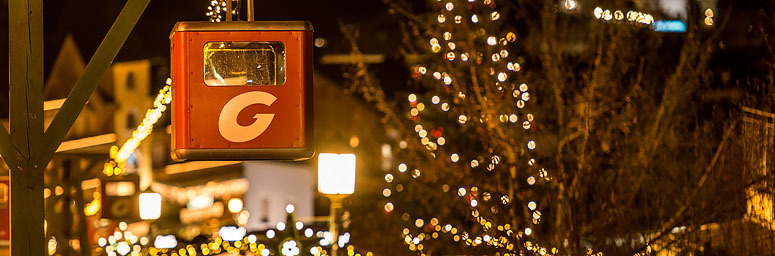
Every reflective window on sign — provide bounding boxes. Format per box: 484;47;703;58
204;41;286;86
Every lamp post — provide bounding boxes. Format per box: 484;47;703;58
317;153;356;256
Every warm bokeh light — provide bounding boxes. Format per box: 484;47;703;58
139;192;162;220
227;198;243;213
317;153;356;195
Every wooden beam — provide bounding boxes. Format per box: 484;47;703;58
8;0;44;255
0;127;19;174
4;0;150;255
42;0;151;164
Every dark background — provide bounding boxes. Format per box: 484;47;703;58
0;0;403;116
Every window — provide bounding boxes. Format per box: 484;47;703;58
203;41;286;86
126;71;136;91
126;112;137;130
260;197;270;223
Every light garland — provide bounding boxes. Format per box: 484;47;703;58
379;0;558;255
104;79;172;177
95;206;375;256
206;0;239;22
593;6;654;25
150;179;249;205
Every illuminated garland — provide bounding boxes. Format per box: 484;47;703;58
206;0;240;22
592;6;654;25
95;207;375;256
377;0;560;255
104;79;172;177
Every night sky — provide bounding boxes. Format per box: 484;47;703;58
0;0;400;115
0;0;772;115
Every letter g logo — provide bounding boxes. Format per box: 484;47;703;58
218;91;276;143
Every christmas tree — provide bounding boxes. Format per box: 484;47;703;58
341;0;760;255
343;0;552;254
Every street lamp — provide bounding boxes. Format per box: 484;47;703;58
317;153;356;256
139;192;161;220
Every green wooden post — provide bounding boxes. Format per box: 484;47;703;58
9;0;44;255
0;0;151;255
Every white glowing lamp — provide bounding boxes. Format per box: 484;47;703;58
227;198;243;213
139;192;162;220
317;153;356;195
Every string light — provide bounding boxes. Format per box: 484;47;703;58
104;79;172;176
593;6;654;25
207;0;240;22
377;0;561;254
704;8;714;26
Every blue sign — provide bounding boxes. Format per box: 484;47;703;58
653;20;686;32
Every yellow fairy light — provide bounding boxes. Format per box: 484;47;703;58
431;96;440;104
458;115;468;124
445;2;454;11
564;0;577;10
594;7;603;19
432;44;442;53
471;14;479;23
497;72;507;82
490;11;500;21
383;188;392;197
108;80;172;175
506;32;516;42
443;75;453;85
614;10;624;21
487;36;497;45
437;14;446;23
443;32;452;41
603;10;613;21
398;163;408;172
491;53;501;62
415;219;424;228
446;52;456;61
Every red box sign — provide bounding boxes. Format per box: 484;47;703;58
170;21;313;160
